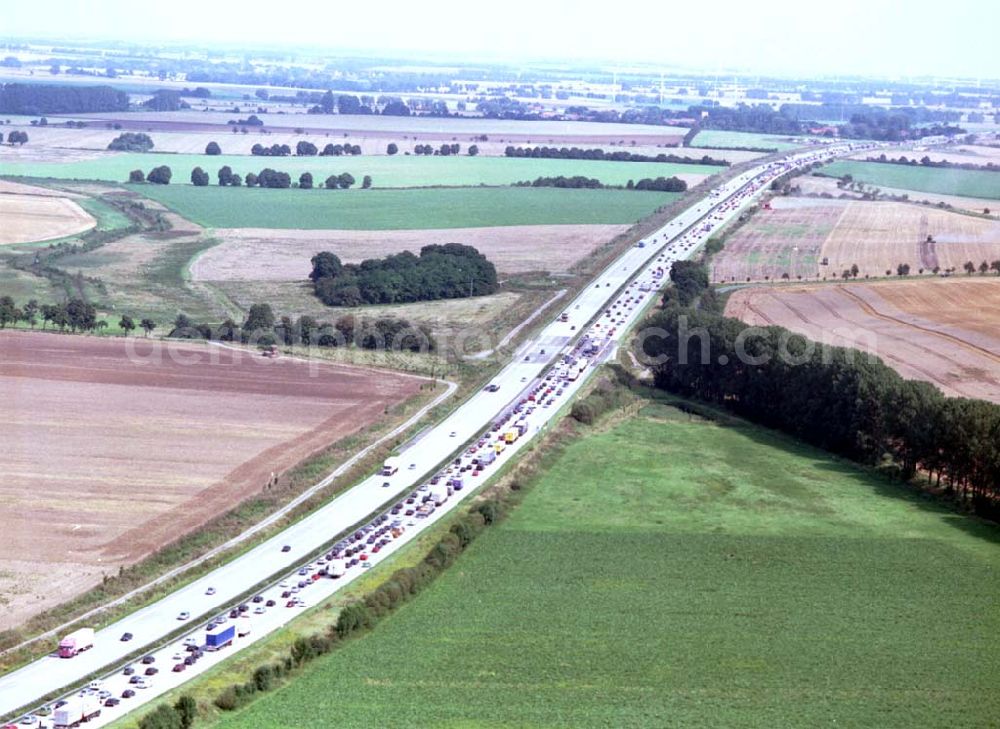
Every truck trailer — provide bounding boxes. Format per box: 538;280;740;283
58;627;95;658
53;695;100;728
204;624;235;651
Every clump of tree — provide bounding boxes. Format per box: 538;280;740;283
386;142;398;155
205;141;221;155
0;83;128;113
310;244;498;307
4;130;28;145
245;168;290;188
146;165;172;184
217;165;242;186
320;143;361;156
324;173;355;189
142;89;189;111
190;166;209;186
516;175;603;189
632;176;688;192
251;143;291;157
107;132;154;152
413;143;459;156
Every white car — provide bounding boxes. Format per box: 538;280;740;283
135;678;153;690
205;586;216;596
177;611;190;621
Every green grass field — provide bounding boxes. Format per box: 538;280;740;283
211;401;1000;728
691;130;804;151
136;186;677;229
0;153;719;188
822;160;1000;200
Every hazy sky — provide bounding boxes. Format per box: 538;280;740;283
4;0;998;80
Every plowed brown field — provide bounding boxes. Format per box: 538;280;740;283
724;278;1000;402
0;331;423;629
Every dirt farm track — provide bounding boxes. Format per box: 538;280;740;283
0;331;422;630
725;278;1000;403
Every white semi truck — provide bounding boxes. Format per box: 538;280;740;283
53;695;100;728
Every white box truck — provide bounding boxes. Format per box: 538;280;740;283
237;616;252;638
381;456;400;476
430;486;449;507
327;559;346;578
54;695;100;728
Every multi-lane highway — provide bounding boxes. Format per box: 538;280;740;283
0;141;874;725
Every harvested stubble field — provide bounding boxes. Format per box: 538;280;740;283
724;278;1000;402
190;224;629;282
0;331;423;630
210;401;1000;728
710;198;842;281
711;198;1000;282
0;191;96;245
0;152;719;189
822;160;1000;200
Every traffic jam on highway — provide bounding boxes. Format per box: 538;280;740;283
3;142;875;729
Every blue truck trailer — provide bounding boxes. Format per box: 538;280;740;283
204;624;235;651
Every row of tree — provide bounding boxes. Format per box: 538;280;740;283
513;175;688;192
248;141;364;157
128;165;371;189
310;245;498;307
503;145;728;166
0;296;155;334
864;153;1000;173
170;304;435;353
640;262;1000;519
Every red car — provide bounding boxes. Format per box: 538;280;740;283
172;663;186;673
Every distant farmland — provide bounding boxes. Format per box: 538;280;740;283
0;153;720;188
212;401;1000;728
137;186;678;229
821;160;1000;200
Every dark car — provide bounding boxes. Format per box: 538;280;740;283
229;609;240;619
251;595;263;603
120;632;133;642
128;676;142;685
122;666;135;676
121;690;135;699
265;599;276;608
238;604;249;613
184;656;196;666
104;698;120;707
281;545;291;553
172;663;186;673
140;655;155;665
144;667;158;676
